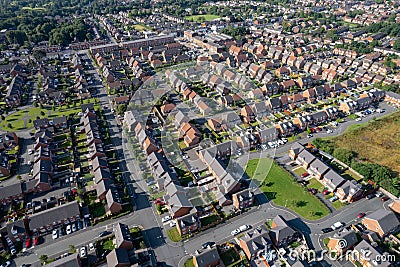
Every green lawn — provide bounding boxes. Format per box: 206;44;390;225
200;214;219;226
246;158;330;220
293;167;307;177
185;14;220;22
102;240;115;251
184;259;195;267
342;169;363;181
332;200;347;210
307;178;325;192
167;228;182;242
220;249;241;267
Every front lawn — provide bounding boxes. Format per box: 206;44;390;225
332;200;347;210
184;259;195;267
246;158;330;220
103;240;115;251
167;228;182;242
293;167;307;177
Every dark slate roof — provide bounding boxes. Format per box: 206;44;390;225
106;248;130;267
365;209;400;235
194;247;220;267
114;223;132;248
46;253;81;267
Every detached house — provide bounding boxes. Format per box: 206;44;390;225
362;210;400;238
176;213;200;236
232;189;254;210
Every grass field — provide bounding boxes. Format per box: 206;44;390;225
184;259;195;267
328;112;400;175
246;158;330;220
185;14;220;22
307;178;325;192
133;24;150;31
167;228;182;242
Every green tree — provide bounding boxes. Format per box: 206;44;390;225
69;245;76;253
333;148;355;165
39;255;48;264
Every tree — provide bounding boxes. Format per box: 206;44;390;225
69;245;76;253
156;203;162;213
333;148;355;165
39;255;48;264
394;39;400;51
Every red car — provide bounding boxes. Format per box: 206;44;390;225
25;238;31;248
357;212;366;219
323;190;330;195
308;188;317;195
381;196;389;202
33;236;39;246
301;173;309;178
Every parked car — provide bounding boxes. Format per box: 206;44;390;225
71;223;77;232
98;231;111;237
66;225;72;235
329;196;338;202
375;192;383;198
162;215;172;223
201;242;216;249
301;172;309;178
231;229;240;236
323;190;330;195
24;238;31;249
321;228;333;233
33;236;39;246
80;246;87;258
89;243;95;251
357;212;366;219
308;188;317;195
52;229;59;239
381;196;389;202
331;222;344;230
10;247;17;255
365;194;375;200
239;225;251;232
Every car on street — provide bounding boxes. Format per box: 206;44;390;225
366;194;375;200
66;225;72;235
25;238;31;248
52;229;59;239
357;212;366;219
323;189;330;195
80;246;87;258
169;221;176;227
308;188;317;195
239;224;251;232
329;196;338;202
201;242;216;249
321;228;333;233
71;223;77;232
162;215;172;223
331;222;344;230
33;236;39;246
99;231;111;237
89;243;95;251
381;196;389;201
231;229;240;236
10;247;17;255
375;192;383;198
307;134;313;138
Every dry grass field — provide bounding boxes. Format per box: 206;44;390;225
331;112;400;175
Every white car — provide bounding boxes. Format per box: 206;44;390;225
28;149;33;154
71;223;77;232
331;222;344;230
162;216;172;223
66;225;72;235
169;221;176;227
10;247;16;255
89;243;95;251
80;246;87;258
239;224;251;232
52;229;59;239
355;118;362;121
231;229;240;236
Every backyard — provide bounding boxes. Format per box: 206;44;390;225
246;158;330;220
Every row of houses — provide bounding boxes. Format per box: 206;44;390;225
289;143;363;203
81;105;123;215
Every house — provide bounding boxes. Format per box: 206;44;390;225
327;229;358;255
384;91;400;107
269;215;299;247
308;159;330;179
321;170;345;191
296;149;316;169
0;183;23;204
288;142;304;160
256;127;278;144
105;187;123;215
275;122;295;137
232;189;254;210
193;247;220;267
349;240;391;267
176;213;200;236
335;180;363;202
168;193;193;218
361;209;400;238
238;226;272;260
339;100;358;114
106;248;130;267
114;223;133;250
240;106;256;124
